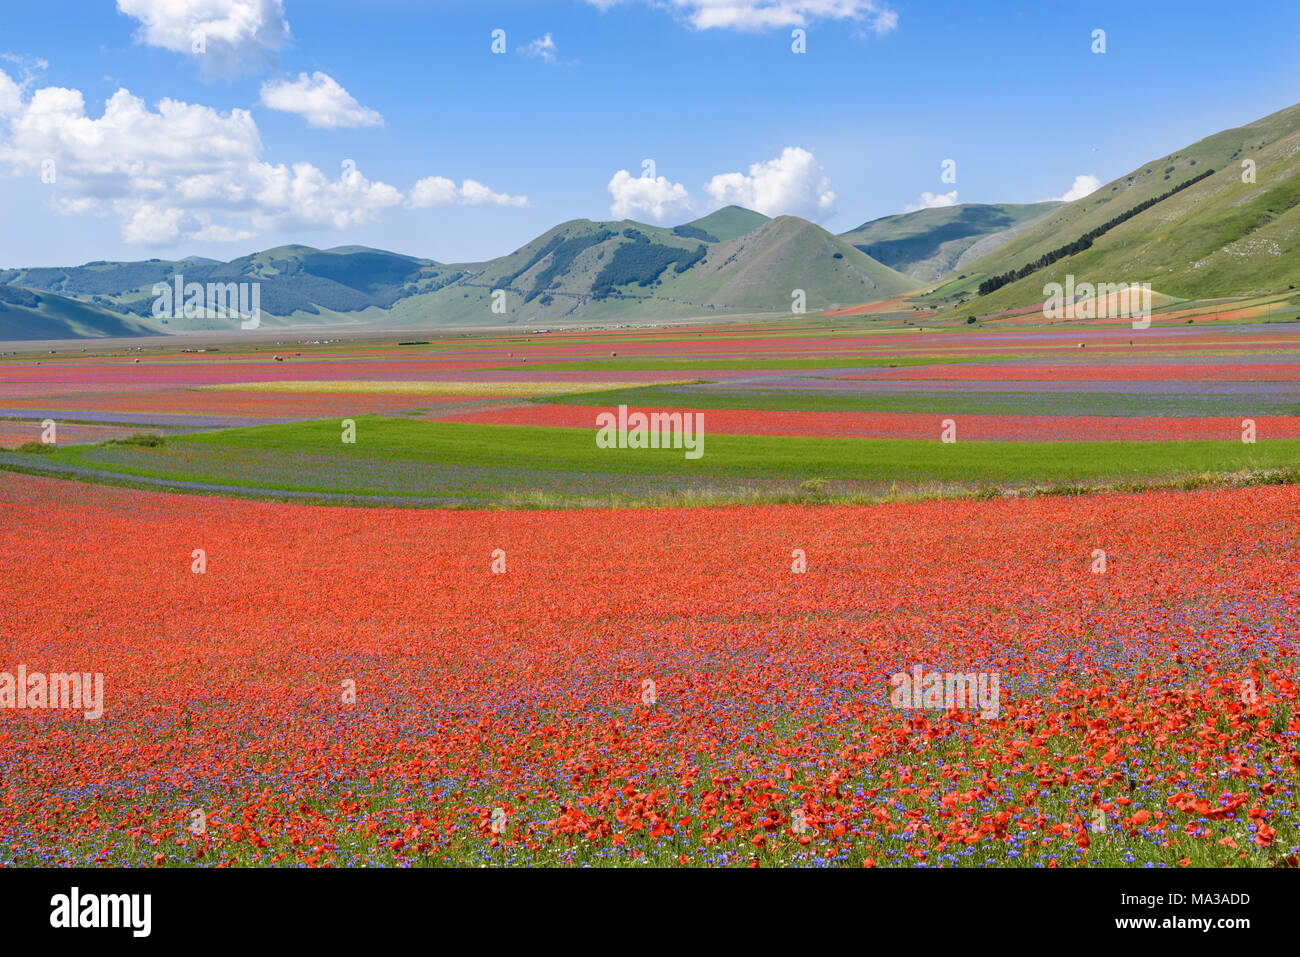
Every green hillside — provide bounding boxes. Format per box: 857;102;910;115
660;215;920;313
0;284;157;340
0;245;444;332
680;205;771;242
2;205;911;334
839;202;1061;282
926;101;1300;318
388;214;919;325
16;93;1300;341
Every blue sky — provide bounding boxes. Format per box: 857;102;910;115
1;0;1297;268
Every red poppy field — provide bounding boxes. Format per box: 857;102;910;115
0;468;1296;868
1;316;1299;869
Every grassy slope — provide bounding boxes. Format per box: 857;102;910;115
839;202;1061;282
0;285;158;340
0;245;444;332
394;215;920;326
928;101;1300;316
389;218;704;325
682;205;771;241
658;216;920;311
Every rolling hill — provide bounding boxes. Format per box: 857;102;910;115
8;94;1300;343
927;101;1300;318
0;246;446;333
0;209;917;337
839;202;1062;283
383;213;920;326
678;205;771;242
0;284;157;341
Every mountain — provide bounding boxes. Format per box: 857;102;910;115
838;202;1062;282
383;214;920;326
0;284;156;340
16;89;1300;345
0;245;444;332
928;101;1300;317
678;205;771;242
0;208;917;337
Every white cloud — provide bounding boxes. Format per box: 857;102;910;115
120;204;179;244
703;146;835;220
0;69;21;116
607;169;693;221
260;72;382;128
1055;174;1102;203
0;71;523;244
520;34;560;64
0;54;46;115
116;0;290;77
868;7;899;34
904;189;958;212
256;161;404;230
0;53;49;72
191;222;256;242
52;196;100;216
410;176;527;208
459;179;528;206
588;1;898;33
407;176;459;208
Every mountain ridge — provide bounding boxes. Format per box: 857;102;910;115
838;202;1063;283
7;98;1300;341
926;100;1300;318
0;209;918;337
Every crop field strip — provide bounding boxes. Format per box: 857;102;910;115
1;469;1295;867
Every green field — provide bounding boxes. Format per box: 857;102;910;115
9;417;1299;507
